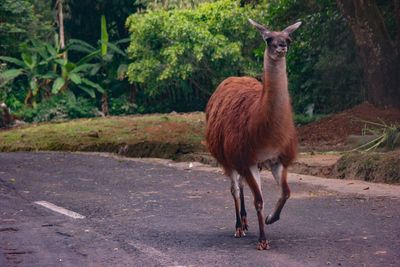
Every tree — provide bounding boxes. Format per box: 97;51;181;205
0;40;60;105
0;0;53;57
0;39;106;105
126;0;264;112
336;0;400;108
88;15;129;115
56;0;67;59
265;0;365;114
63;0;141;46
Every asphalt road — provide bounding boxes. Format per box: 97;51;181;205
0;152;399;267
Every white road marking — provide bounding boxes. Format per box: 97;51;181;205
34;201;85;219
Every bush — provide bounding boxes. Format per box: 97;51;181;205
294;114;325;126
266;0;364;114
16;93;99;122
126;0;364;114
126;0;264;113
109;95;137;115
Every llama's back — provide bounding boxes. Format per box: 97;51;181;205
205;77;263;175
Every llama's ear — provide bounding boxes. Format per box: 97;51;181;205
248;19;271;39
283;21;302;35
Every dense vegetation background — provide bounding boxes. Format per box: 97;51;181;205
0;0;398;123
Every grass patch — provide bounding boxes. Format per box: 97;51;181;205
294;114;325;126
0;112;206;159
333;151;400;183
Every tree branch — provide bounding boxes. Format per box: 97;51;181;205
394;0;400;55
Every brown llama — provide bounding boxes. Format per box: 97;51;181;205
205;19;301;250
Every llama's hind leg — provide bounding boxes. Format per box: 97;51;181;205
230;171;245;237
247;166;269;250
265;163;290;225
239;176;248;231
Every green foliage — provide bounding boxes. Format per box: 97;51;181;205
143;0;212;10
266;0;364;114
0;39;60;105
126;0;263;112
69;15;131;114
109;95;137;115
0;0;53;57
64;0;141;46
294;114;325;126
0;38;105;105
1;0;370;119
16;93;98;122
126;0;364;114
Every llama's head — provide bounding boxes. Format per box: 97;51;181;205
249;19;301;60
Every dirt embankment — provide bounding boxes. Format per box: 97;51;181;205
0;102;399;183
295;102;400;183
331;150;400;183
298;102;400;151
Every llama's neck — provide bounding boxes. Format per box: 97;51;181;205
261;51;290;121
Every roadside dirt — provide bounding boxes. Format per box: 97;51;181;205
1;102;399;183
185;102;400;183
297;102;400;151
294;102;400;183
332;150;400;183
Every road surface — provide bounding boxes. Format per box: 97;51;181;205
0;152;399;266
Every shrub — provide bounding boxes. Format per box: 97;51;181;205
126;0;364;114
126;0;264;112
266;0;364;114
109;95;137;115
294;114;325;126
16;93;99;122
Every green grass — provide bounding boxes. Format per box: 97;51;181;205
0;111;324;153
2;112;398;183
0;111;324;158
294;114;326;126
333;151;400;183
0;113;206;158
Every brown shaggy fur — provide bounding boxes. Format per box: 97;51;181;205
205;75;297;177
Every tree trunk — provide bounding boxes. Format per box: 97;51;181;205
129;84;137;104
336;0;400;108
101;92;109;116
57;0;67;59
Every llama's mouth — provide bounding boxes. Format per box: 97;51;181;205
277;52;286;58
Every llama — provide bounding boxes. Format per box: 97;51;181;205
205;19;301;250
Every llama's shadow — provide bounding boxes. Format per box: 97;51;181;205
136;226;328;253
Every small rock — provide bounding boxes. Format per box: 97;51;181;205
87;131;99;138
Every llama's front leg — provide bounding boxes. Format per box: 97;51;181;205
266;164;290;225
230;171;245;237
248;166;269;250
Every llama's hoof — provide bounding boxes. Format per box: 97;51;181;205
241;217;249;231
265;214;280;225
234;227;246;238
256;240;270;250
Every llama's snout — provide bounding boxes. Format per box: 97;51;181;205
276;48;287;57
